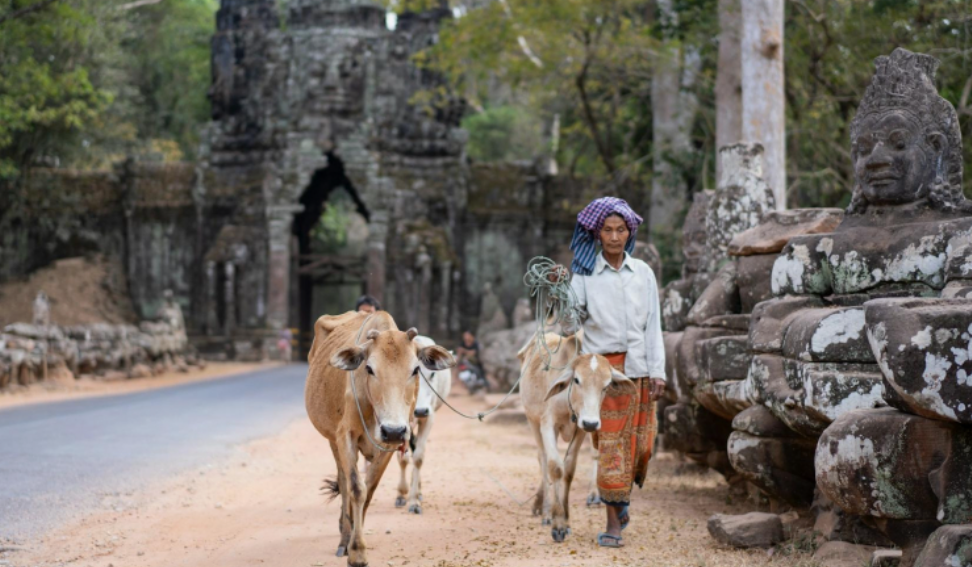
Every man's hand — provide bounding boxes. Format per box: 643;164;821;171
648;378;666;401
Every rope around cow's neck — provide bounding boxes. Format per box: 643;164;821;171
348;313;401;454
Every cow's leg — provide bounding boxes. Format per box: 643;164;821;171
335;436;369;567
395;449;409;508
540;419;568;542
586;440;601;506
362;450;394;525
407;415;432;514
562;430;585;524
329;439;352;557
529;421;549;522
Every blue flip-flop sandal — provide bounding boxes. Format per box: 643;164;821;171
597;532;623;548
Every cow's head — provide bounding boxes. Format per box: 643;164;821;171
331;328;455;445
412;336;440;419
544;354;635;433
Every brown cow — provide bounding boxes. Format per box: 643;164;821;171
306;311;454;567
518;332;635;543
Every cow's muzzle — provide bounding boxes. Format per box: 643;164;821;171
380;424;409;443
580;419;600;433
414;407;430;418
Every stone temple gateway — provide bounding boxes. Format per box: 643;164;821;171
0;0;617;360
200;0;468;355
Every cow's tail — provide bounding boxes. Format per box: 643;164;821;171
321;477;340;502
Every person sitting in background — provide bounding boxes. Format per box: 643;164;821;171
355;295;381;314
455;330;489;393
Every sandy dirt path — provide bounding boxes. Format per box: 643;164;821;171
9;392;814;567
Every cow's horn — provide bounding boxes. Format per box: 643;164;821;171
367;329;381;340
406;328;418;340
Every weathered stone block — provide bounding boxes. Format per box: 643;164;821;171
914;525;972;567
728;208;844;256
866;297;972;424
816;408;972;524
771;234;833;296
732;405;797;438
662;279;694;333
707;512;784;549
735;254;777;314
676;326;745;390
749;296;826;353
814;541;878;567
695;380;755;420
686;263;741;326
699;336;751;382
781;307;875;363
727;431;817;507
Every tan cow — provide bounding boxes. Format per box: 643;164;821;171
518;332;635;543
306;311;454;567
394;335;451;514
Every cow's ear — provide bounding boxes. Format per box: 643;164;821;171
331;345;366;370
418;345;455;371
405;327;418;340
610;368;638;396
544;367;573;402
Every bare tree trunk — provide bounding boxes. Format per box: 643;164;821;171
741;0;786;209
649;0;700;237
716;0;743;181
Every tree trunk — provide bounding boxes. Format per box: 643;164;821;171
716;0;743;182
741;0;785;209
649;0;700;238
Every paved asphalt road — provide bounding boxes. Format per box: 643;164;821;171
0;364;308;541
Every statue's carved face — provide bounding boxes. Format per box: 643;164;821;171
852;113;944;206
301;38;367;116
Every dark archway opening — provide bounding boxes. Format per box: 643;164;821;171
292;152;370;357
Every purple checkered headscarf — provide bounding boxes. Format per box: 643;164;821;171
569;197;643;275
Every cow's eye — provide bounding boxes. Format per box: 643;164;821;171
365;365;375;376
411;367;420;377
573;377;580;385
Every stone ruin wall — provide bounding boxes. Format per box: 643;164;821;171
664;49;972;567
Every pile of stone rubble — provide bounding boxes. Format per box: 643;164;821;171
0;294;197;391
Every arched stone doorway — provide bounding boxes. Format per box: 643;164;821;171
291;152;370;356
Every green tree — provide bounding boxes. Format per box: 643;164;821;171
0;0;113;177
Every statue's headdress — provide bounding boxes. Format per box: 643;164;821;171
848;48;967;213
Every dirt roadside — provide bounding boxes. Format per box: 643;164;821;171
0;362;280;411
9;393;816;567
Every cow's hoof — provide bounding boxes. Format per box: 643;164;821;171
348;562;368;567
395;496;407;508
408;504;422;515
551;528;568;543
336;545;347;557
541;518;552;526
586;494;602;507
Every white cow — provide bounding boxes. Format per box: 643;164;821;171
395;335;451;514
518;332;635;542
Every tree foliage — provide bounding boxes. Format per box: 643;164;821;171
423;0;972;211
0;0;216;177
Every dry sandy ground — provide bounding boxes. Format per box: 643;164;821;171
0;362;279;411
9;394;817;567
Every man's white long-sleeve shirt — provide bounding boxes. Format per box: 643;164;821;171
568;252;666;379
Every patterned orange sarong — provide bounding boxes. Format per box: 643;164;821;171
596;352;658;505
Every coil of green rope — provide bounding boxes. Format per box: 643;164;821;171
522;256;582;371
